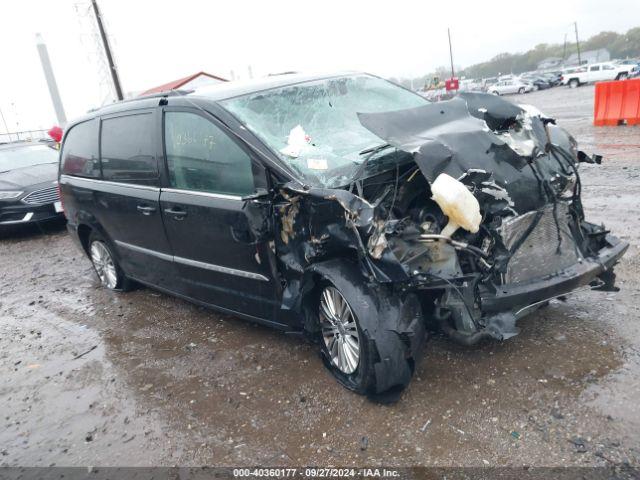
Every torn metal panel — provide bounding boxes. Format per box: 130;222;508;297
357;92;578;215
278;192;300;245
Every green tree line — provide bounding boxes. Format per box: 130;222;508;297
396;26;640;88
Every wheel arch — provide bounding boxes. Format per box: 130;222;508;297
77;223;92;254
303;258;427;398
74;217;125;271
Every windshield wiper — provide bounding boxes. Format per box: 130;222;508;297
351;143;394;185
359;143;391;156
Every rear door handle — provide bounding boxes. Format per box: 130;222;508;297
136;205;157;215
164;207;187;219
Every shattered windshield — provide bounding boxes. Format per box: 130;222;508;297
220;74;427;187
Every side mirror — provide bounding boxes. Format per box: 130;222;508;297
241;187;270;201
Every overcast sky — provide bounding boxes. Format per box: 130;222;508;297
1;0;639;131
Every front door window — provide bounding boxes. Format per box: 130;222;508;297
164;111;255;196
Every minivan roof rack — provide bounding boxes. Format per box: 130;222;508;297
87;89;194;113
135;89;194;101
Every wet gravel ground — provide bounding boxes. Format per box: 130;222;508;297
1;85;639;467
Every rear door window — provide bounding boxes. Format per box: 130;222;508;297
590;65;600;71
61;119;100;177
163;111;255;196
100;112;158;185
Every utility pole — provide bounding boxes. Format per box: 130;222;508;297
574;22;582;66
35;33;67;125
91;0;123;100
563;33;568;60
448;28;455;78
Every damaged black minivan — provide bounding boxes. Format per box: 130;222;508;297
59;73;628;398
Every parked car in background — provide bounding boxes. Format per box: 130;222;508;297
0;140;64;227
562;62;632;88
520;75;552;90
481;77;499;92
418;87;453;102
615;59;639;67
538;72;561;86
559;67;586;87
488;79;533;95
458;79;484;92
497;74;515;82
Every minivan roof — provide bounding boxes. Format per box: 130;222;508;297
192;71;359;101
68;71;361;127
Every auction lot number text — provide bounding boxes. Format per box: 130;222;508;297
233;469;400;478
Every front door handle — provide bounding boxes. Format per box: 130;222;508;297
137;205;157;215
164;207;187;219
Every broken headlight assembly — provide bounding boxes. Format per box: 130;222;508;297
559;172;578;199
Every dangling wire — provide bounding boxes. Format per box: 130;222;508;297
385;161;400;222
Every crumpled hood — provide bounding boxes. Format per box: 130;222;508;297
358;92;576;215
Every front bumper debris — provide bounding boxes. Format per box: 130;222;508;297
479;234;628;314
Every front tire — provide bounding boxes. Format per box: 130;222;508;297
518;87;525;94
88;232;129;291
318;284;375;394
617;73;628;80
310;261;427;401
319;286;361;375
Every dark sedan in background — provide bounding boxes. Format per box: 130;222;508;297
0;140;64;227
521;74;553;90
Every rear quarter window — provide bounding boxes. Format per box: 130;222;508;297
61;119;100;177
100;112;158;185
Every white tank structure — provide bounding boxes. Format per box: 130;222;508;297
431;173;482;238
35;33;67;126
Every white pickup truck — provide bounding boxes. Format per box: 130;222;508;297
561;62;632;88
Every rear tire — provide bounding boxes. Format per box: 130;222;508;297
518;87;525;94
569;79;579;88
617;73;628;80
492;90;500;95
88;231;131;291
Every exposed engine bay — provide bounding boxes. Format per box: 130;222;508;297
241;91;628;395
